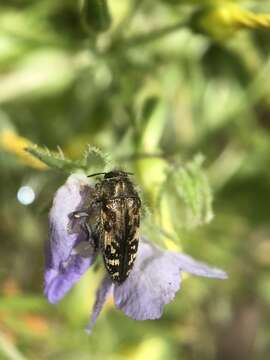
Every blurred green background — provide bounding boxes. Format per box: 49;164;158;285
0;0;270;359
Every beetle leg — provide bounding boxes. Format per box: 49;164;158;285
69;209;90;219
108;196;139;201
68;207;93;236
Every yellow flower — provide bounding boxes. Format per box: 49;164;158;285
195;3;270;39
0;130;47;169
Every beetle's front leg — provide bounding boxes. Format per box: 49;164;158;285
68;206;93;239
69;209;91;220
69;196;100;220
72;221;98;258
69;203;100;248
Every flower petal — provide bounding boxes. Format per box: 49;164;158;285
44;174;97;304
114;240;183;320
174;252;228;279
114;239;227;320
86;276;113;335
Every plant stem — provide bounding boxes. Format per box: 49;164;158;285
110;20;186;51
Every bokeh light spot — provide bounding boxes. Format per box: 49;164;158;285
17;185;35;205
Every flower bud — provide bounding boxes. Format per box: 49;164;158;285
80;0;112;34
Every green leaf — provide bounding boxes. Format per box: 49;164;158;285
81;145;110;174
25;145;110;174
25;145;83;172
173;154;214;228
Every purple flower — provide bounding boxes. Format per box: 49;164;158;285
45;174;228;333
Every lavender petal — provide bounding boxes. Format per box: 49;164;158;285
114;239;227;321
45;255;95;304
44;174;97;303
174;252;228;279
114;240;183;320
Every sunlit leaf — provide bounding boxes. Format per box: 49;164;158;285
25;145;82;172
172;154;214;228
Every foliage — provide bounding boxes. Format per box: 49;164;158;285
0;0;270;359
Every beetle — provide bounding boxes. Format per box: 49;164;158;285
70;170;141;284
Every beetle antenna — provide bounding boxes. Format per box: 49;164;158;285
87;172;107;178
88;171;134;178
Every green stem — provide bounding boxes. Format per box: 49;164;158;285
113;0;144;37
110;20;186;51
